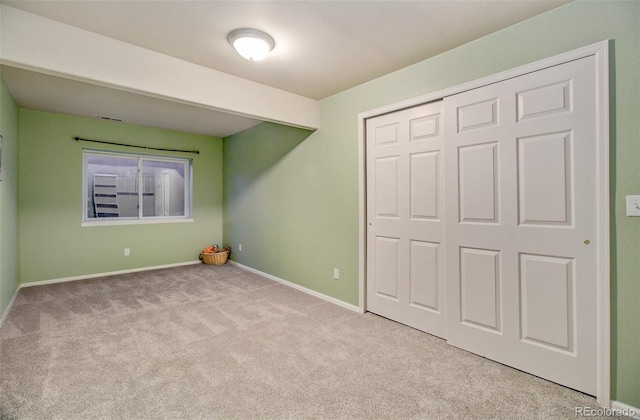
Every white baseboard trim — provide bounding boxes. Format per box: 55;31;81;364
228;260;362;313
0;286;20;329
19;260;202;288
611;401;640;419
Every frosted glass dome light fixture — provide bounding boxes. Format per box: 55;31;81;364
228;28;275;61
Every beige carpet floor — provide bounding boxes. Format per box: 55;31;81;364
0;263;608;419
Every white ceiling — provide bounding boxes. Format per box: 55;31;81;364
0;0;569;137
0;65;262;137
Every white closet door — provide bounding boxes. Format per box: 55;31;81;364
444;56;597;394
366;101;446;338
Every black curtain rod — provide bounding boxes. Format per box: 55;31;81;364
74;136;200;155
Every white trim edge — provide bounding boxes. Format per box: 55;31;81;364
0;286;20;329
611;401;640;419
594;41;611;409
228;260;362;313
81;218;194;227
358;115;366;313
19;260;202;288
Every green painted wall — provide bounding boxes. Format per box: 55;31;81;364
223;122;329;290
223;0;639;406
0;76;20;317
19;110;223;283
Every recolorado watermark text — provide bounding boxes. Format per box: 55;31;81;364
575;406;637;417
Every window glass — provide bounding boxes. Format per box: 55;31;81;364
84;152;191;222
142;159;187;217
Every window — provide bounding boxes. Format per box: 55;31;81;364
83;151;192;223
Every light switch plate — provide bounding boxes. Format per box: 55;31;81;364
626;195;640;216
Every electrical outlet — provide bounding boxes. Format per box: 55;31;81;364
333;268;339;280
124;248;130;256
238;244;242;251
626;195;640;216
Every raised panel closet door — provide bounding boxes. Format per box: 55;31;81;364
444;56;597;395
366;101;446;338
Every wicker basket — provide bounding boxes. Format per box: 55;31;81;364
201;251;229;265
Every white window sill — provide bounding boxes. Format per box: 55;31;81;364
81;218;194;227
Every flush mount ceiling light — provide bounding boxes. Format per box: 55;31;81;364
227;28;275;61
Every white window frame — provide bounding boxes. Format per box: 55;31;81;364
82;150;193;226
